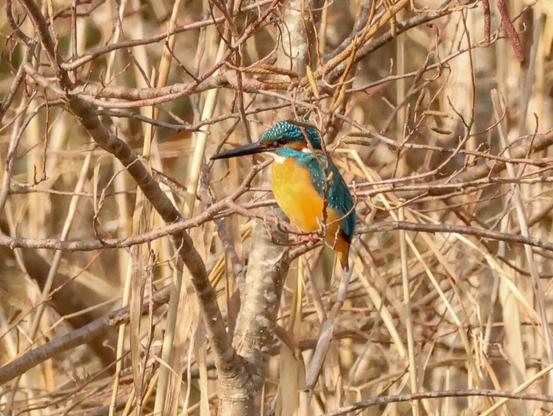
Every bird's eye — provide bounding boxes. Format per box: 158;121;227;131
277;137;288;145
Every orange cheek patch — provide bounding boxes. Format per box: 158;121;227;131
287;142;307;151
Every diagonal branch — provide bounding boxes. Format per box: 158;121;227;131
0;285;172;385
16;0;236;374
322;389;553;416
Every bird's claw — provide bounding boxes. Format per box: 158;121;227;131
297;232;322;245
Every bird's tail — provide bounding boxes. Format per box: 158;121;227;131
328;233;351;271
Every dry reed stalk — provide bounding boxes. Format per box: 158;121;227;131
3;1;553;415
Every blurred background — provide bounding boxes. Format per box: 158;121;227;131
2;0;553;414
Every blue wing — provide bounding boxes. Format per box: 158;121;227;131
298;153;356;242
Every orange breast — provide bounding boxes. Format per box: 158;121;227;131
271;158;329;232
271;159;349;268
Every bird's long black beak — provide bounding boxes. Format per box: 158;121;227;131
211;142;270;160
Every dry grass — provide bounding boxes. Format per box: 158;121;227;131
1;0;553;415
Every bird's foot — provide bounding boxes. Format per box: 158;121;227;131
266;224;322;247
297;232;322;245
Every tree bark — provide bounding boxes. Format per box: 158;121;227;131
218;177;291;415
217;0;311;412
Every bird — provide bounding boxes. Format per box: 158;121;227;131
211;120;356;270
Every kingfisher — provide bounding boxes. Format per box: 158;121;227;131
211;120;356;270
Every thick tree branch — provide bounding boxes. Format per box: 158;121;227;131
219;212;292;415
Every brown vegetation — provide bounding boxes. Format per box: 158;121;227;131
1;0;553;415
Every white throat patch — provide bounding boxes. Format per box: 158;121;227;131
267;152;286;164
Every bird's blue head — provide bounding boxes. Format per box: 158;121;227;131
211;120;322;160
